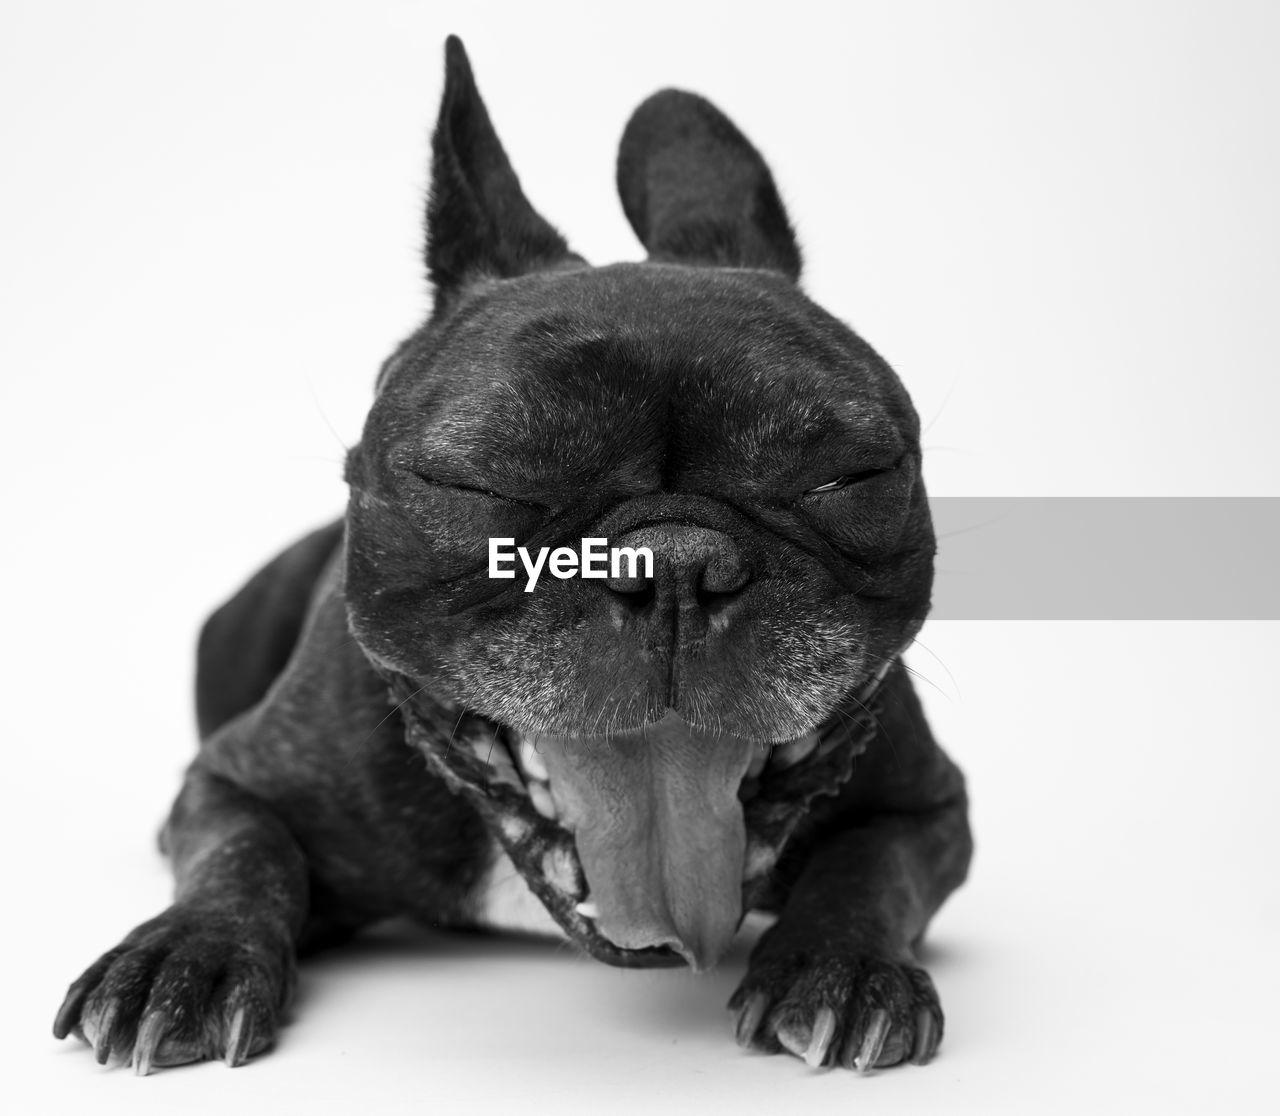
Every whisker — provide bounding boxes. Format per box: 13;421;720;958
445;709;467;754
341;676;432;771
302;374;352;455
900;661;950;701
921;376;959;436
907;636;960;701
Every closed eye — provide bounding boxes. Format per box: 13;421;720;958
412;473;545;510
805;466;893;494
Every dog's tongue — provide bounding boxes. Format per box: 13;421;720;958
535;713;756;971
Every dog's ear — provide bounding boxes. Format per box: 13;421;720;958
617;90;801;280
425;36;580;312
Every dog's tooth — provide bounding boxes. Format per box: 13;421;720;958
747;746;768;778
541;844;581;896
518;739;549;782
743;839;778;881
817;732;845;759
470;739;522;787
500;815;530;845
528;780;557;819
770;732;818;770
575;900;599;919
546;775;575;823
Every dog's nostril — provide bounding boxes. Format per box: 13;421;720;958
695;555;752;612
695;579;751;615
699;560;751;600
695;584;747;613
604;576;656;611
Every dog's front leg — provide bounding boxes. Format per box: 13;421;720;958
54;764;308;1073
732;802;971;1069
731;671;972;1071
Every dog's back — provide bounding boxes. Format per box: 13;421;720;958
195;520;344;738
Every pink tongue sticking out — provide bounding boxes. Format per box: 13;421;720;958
535;713;758;971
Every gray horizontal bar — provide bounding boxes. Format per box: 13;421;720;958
929;498;1280;619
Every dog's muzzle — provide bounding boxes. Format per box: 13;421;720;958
376;660;893;968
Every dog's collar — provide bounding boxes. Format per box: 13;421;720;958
373;665;887;966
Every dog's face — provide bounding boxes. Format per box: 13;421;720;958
343;40;933;970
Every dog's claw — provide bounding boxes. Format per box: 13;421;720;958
911;1007;937;1065
53;981;90;1041
734;991;771;1048
225;1005;252;1068
804;1006;837;1068
855;1009;890;1073
132;1011;167;1077
91;1001;118;1065
735;953;943;1073
58;907;295;1074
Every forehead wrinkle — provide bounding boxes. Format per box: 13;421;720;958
416;394;503;459
680;365;904;483
416;365;662;486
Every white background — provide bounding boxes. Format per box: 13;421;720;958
2;1;1277;1112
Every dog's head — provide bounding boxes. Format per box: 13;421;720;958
343;38;933;970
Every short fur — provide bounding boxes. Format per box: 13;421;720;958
55;36;971;1074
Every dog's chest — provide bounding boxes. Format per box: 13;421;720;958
470;839;567;939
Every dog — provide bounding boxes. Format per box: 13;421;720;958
54;35;971;1075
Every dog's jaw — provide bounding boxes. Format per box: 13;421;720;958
376;663;892;969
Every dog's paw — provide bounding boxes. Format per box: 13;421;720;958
53;905;296;1074
728;950;942;1071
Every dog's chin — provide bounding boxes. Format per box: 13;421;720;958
452;669;867;747
378;660;896;972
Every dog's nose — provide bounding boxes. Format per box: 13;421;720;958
603;525;751;618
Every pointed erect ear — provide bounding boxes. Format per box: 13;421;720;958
616;90;802;281
425;36;580;311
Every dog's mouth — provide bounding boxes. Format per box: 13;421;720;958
381;666;890;970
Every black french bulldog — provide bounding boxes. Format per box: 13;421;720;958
55;36;971;1074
